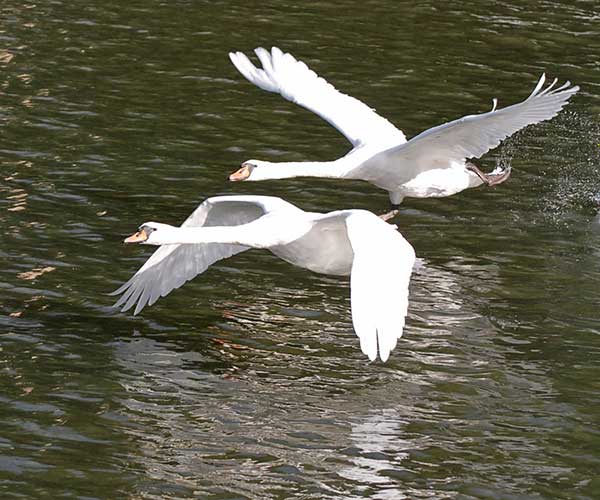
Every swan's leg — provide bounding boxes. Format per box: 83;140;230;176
379;205;401;221
466;162;512;187
380;193;404;220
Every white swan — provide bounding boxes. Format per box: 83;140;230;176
228;47;579;216
112;195;416;362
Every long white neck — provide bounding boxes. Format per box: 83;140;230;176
150;217;312;248
249;159;349;181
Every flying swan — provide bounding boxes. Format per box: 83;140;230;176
111;195;416;362
228;47;579;218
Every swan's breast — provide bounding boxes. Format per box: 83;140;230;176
270;224;353;276
399;164;476;198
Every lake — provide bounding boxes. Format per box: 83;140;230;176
1;1;599;498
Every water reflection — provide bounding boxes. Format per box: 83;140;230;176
103;256;498;497
339;410;412;499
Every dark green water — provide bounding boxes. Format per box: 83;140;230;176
1;1;599;498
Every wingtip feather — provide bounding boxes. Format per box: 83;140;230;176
378;346;390;363
528;73;546;99
360;335;378;362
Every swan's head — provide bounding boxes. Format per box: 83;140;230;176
229;160;260;182
124;222;172;245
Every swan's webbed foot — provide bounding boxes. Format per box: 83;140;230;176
467;162;512;187
379;205;401;221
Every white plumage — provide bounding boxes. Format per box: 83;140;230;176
230;47;406;148
229;47;578;207
112;195;415;362
112;51;580;362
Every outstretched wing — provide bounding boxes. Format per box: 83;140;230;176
345;211;415;362
111;196;297;315
354;74;578;181
229;46;406;148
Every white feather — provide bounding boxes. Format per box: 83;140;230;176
110;196;298;315
229;47;578;206
229;47;406;147
345;212;415;362
354;74;579;185
113;197;416;362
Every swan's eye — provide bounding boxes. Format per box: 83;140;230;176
140;225;156;235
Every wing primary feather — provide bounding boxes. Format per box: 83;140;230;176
554;80;572;92
346;212;415;362
537;77;558;96
229;46;406;147
254;47;275;77
112;196;292;315
122;283;145;313
356;74;578;182
527;73;546;99
109;278;133;297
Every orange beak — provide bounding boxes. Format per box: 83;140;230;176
124;228;149;244
229;165;250;182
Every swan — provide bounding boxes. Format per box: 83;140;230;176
228;47;579;218
111;195;416;362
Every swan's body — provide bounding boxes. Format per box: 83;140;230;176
229;47;578;207
112;196;415;362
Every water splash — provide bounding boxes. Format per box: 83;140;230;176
537;111;600;223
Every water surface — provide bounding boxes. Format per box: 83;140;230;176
1;1;599;498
